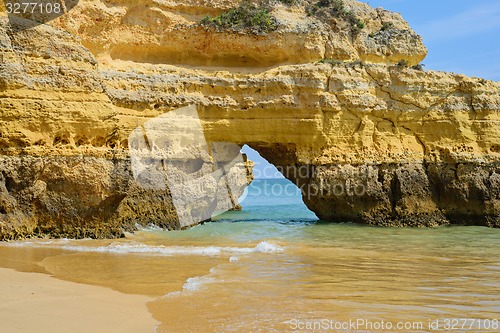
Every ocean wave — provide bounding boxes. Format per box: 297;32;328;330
182;275;216;292
2;240;283;256
135;223;164;232
163;267;221;298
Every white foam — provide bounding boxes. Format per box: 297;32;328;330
162;269;219;298
135;223;163;232
253;241;284;253
2;240;283;257
182;276;216;292
229;256;239;262
164;291;181;297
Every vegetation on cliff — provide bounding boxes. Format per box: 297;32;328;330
307;0;365;33
199;0;365;36
200;1;279;35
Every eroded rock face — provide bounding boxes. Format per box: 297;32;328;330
49;0;427;67
0;0;499;239
0;15;253;239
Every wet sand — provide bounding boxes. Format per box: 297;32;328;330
0;222;498;333
0;268;158;333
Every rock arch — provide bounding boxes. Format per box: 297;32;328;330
1;1;499;240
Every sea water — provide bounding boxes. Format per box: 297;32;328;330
0;178;499;332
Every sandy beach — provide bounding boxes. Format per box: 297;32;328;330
0;268;158;333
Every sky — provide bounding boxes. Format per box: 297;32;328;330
244;0;500;178
365;0;500;81
242;145;284;179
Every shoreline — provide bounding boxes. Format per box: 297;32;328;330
0;268;159;333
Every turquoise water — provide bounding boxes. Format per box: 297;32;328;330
145;179;500;332
216;178;318;222
1;178;498;332
165;178;500;260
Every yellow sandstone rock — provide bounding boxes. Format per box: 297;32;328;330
0;1;499;239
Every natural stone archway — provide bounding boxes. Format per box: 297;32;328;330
228;144;318;221
221;143;499;228
1;1;499;240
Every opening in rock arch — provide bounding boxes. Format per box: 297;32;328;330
212;145;318;223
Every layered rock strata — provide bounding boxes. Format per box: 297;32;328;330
0;0;499;239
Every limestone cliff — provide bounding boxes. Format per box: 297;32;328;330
0;0;499;239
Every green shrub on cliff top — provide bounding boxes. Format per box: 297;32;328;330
200;1;279;35
307;0;365;33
